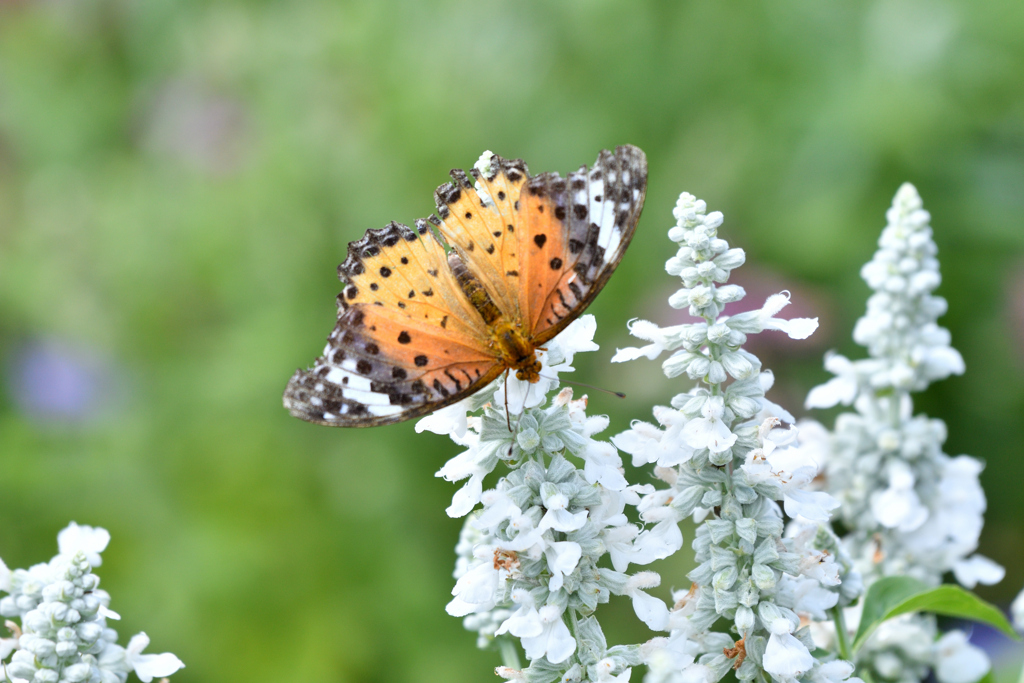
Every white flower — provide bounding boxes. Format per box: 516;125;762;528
501;513;546;554
631;519;683;565
727;292;819;340
473;489;523;532
624;572;670;631
581;440;629;491
57;522;110;567
544;541;582;591
415;400;472;440
933;630;989;683
611;409;693;468
763;618;815;679
780;576;839;620
124;632;185;682
589;486;633;530
501;374;553;414
784;488;840;523
797;548;841;586
741;439;838;522
602;524;640;572
556;390;609;437
447;545;505;616
951;555;1004;589
436;439;502;518
496;589;543;639
682;396;736;453
809;660;860;683
538;485;589;533
553;314;600;363
521;604;576;664
805;353;859;409
870;461;928;532
595;658;632;682
612;319;692;362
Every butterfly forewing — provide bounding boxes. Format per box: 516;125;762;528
518;145;647;343
433;159;531;322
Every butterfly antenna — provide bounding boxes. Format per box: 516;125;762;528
540;374;626;399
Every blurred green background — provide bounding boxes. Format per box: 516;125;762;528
1;0;1022;681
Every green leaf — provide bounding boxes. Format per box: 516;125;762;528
852;576;931;652
852;577;1020;653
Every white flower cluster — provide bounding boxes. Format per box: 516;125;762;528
612;192;851;683
0;523;183;683
802;184;1000;683
424;316;680;682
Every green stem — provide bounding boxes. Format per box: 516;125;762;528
831;606;853;662
498;637;521;670
1017;657;1024;683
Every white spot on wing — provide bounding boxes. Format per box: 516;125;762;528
588;179;605;230
341;387;392;405
326;367;372;391
368;404;404;417
596;199;617;251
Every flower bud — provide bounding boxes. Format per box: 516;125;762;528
516;428;540;452
55;639;78;658
76;621;103;644
735;605;755;632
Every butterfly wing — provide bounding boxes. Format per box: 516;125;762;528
430;146;647;343
432;156;531;322
517;145;647;342
284;221;503;427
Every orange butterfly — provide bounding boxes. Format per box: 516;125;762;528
283;145;647;427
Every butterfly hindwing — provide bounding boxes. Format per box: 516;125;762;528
518;145;647;343
284;221;502;426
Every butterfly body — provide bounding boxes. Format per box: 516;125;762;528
284;145;647;427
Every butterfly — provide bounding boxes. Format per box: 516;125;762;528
283;145;647;427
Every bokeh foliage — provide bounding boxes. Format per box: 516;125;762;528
1;1;1022;681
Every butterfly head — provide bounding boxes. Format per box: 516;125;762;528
513;357;543;383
